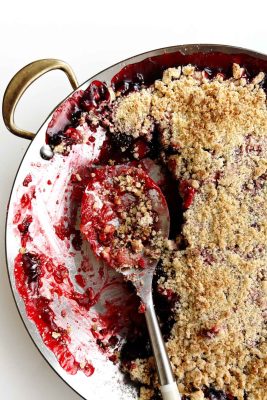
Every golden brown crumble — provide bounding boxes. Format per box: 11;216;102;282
126;357;156;386
111;173;163;262
111;64;267;400
152;64;267;157
139;387;156;400
111;89;153;139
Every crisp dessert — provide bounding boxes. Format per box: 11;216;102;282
14;59;267;400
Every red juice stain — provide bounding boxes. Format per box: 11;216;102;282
91;328;99;339
138;258;145;269
13;210;21;224
14;253;96;376
47;180;52;185
133;139;150;159
71;287;98;311
71;230;83;251
23;174;32;187
64;127;83;143
75;274;86;288
108;354;118;363
54;219;72;240
83;363;95;377
20;193;31;208
18;215;33;246
57;346;79;375
53;264;68;284
70;173;79;183
138;302;146;314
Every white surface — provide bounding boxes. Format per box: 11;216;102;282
1;0;267;398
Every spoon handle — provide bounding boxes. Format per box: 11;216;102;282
145;294;181;400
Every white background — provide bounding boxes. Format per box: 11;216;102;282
1;0;267;398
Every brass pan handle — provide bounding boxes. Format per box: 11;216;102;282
2;59;79;140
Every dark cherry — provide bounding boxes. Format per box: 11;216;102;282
120;334;152;361
36;296;57;330
21;252;40;283
108;335;119;347
204;387;234;400
110;132;134;150
203;67;214;77
18;215;33;234
154;290;178;338
47;130;65;147
146;126;161;159
114;72;145;96
151;389;162;400
22;174;32;187
81;80;110;111
71;230;83;251
71;110;83;127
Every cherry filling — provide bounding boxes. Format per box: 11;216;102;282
203;387;238;400
80;165;168;271
21;252;40;284
81;80;110;111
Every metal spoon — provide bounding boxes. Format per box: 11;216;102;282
81;165;181;400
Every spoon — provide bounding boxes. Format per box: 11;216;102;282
80;165;181;400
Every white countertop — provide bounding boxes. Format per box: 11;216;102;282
1;0;267;398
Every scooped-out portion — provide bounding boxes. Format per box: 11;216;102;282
80;165;169;273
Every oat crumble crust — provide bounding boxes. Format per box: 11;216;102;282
109;64;267;399
106;172;164;263
111;89;154;140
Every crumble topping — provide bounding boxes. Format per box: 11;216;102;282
109;64;267;400
112;172;163;261
111;89;154;140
